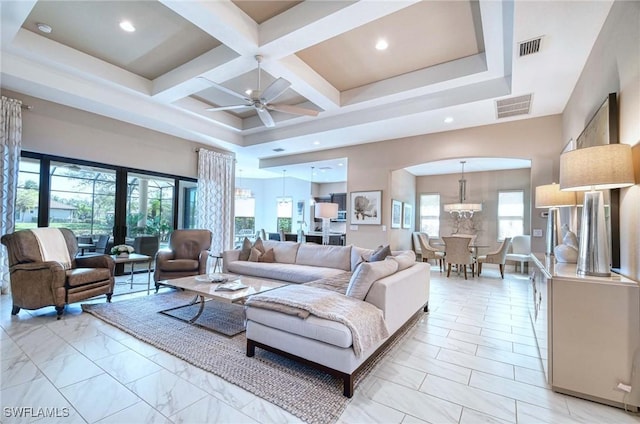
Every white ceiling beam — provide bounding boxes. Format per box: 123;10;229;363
0;0;37;48
159;0;258;56
259;0;420;56
1;51;243;149
152;45;242;102
8;29;152;95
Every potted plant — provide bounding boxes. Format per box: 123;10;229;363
111;244;134;257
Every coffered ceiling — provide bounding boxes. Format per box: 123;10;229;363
0;0;614;177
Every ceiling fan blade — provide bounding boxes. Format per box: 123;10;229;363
261;77;291;103
206;104;252;112
198;76;250;102
256;108;275;127
268;103;320;117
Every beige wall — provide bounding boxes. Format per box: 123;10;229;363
5;90;221;179
561;0;640;280
389;169;416;250
416;168;531;252
263;115;562;251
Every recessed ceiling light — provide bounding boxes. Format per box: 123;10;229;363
313;141;320;145
119;20;136;32
338;163;344;166
36;23;52;34
375;39;388;51
444;116;454;124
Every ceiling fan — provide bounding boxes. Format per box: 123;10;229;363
201;55;319;128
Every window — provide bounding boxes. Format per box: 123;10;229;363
15;157;41;229
49;161;116;236
419;194;440;237
276;197;293;232
498;190;524;239
235;196;256;240
127;173;175;243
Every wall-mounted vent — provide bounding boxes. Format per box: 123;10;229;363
519;37;542;57
318;166;332;171
496;94;532;119
272;148;285;152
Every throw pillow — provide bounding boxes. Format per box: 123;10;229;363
248;247;263;262
253;237;265;254
346;259;398;300
369;245;391;262
258;248;276;263
239;237;252;261
387;250;416;271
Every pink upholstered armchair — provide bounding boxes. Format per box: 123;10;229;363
1;228;115;319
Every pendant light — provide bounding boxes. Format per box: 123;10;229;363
277;170;288;205
443;161;482;218
235;169;252;199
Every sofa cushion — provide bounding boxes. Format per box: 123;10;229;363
296;244;351;271
346;259;398;300
262;241;300;264
66;268;111;287
245;307;352;348
226;261;346;283
387;250;416;271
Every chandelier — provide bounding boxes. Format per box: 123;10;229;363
444;161;482;218
234;169;252;199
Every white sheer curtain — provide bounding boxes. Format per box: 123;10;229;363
197;148;235;257
1;96;22;294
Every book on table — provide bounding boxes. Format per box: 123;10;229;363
214;280;248;291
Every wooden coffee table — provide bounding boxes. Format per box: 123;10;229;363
157;273;287;326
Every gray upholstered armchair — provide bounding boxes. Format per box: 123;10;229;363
154;229;212;291
1;228;115;319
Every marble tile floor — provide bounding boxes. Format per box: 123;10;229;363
1;268;639;423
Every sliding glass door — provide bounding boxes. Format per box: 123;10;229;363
49;161;116;237
126;173;175;245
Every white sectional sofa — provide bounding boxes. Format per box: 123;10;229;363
222;240;430;397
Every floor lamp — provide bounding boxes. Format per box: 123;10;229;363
535;183;576;256
315;203;338;245
559;144;635;277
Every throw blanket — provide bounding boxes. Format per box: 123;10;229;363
245;285;389;357
31;228;72;270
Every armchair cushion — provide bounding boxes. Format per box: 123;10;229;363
161;259;199;272
66;268;112;287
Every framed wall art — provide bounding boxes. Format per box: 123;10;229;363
350;190;382;225
402;203;413;229
391;199;402;228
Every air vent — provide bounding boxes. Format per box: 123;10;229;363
519;37;542;57
318;166;332;171
272;148;285;152
496;94;532;119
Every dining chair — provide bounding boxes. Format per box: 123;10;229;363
442;236;475;279
477;237;512;279
417;233;445;272
506;235;531;273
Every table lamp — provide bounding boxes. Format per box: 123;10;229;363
559;143;635;276
535;183;576;256
315;203;339;245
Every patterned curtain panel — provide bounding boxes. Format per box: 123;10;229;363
196;148;235;257
0;96;22;294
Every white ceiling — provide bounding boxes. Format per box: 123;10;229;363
0;1;614;180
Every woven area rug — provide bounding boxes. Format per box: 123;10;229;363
159;300;246;336
82;291;420;424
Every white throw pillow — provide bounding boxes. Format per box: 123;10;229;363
387;250;416;271
346;259;398;300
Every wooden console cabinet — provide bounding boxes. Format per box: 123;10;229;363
530;254;640;411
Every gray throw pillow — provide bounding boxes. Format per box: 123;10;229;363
239;237;252;261
346;259;399;300
369;245;391;262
